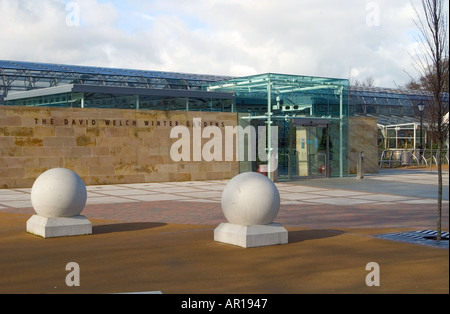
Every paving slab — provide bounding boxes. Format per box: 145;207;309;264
294;169;449;200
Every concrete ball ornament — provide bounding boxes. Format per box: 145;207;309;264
221;171;280;226
31;168;87;218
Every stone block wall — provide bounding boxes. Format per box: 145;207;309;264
0;106;239;188
348;116;379;174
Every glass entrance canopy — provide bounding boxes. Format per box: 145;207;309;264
207;73;350;179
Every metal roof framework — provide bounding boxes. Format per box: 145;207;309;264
207;73;348;96
0;60;232;98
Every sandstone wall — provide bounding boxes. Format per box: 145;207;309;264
348;116;379;174
0;106;239;188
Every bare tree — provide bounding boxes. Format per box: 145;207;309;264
352;76;376;87
411;0;449;240
404;58;449;92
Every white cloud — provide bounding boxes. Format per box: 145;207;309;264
0;0;440;87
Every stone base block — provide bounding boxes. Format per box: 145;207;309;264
26;215;92;238
214;222;288;248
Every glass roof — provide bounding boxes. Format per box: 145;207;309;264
349;85;441;107
0;60;232;93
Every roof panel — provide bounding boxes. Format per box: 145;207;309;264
7;61;50;72
58;64;100;75
121;69;160;78
80;66;121;76
37;64;68;72
0;60;23;70
102;68;136;77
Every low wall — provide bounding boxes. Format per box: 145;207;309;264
0;106;239;188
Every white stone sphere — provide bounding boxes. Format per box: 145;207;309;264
221;172;280;226
31;168;87;218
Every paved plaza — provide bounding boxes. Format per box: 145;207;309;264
0;168;448;294
1;169;448;229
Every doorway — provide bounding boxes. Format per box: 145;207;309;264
278;118;331;181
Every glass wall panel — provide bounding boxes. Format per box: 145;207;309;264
391;106;403;115
379;106;390;115
5;93;72;107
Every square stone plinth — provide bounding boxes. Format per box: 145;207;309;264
214;223;288;248
26;215;92;238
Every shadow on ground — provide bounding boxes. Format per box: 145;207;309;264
288;229;344;244
93;222;166;235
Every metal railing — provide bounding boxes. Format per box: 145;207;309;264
379;149;449;168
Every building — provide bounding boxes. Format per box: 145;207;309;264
1;60;447;188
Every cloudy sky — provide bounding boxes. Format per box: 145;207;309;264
0;0;446;88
